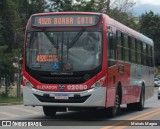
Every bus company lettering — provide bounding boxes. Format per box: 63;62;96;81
67;85;88;90
37;85;57;90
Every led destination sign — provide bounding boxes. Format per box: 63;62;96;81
31;14;100;27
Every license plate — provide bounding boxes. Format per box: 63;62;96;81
54;94;68;100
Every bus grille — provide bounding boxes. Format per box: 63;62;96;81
34;94;91;103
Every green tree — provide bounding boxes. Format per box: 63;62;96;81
0;0;22;95
0;46;15;96
0;18;4;45
73;0;96;12
47;0;137;29
139;11;160;66
47;0;74;12
0;0;22;50
0;0;47;96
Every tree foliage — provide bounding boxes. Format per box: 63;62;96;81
47;0;137;29
0;0;20;88
0;0;46;94
139;11;160;66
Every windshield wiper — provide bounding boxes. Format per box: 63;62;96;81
67;28;86;49
44;31;58;48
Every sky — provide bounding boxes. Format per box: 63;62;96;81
134;0;160;6
133;0;160;16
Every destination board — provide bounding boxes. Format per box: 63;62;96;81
31;14;100;27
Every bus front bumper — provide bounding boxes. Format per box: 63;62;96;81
22;86;106;107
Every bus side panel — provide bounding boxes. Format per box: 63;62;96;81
107;62;142;105
106;62;131;107
141;66;154;100
128;64;141;103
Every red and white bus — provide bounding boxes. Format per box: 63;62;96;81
22;12;154;117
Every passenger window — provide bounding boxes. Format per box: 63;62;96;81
117;31;122;46
131;51;136;63
148;45;151;56
107;32;116;59
150;46;153;57
131;38;136;50
137;53;141;64
142;54;146;65
124;35;129;48
118;47;123;60
142;43;146;54
137;41;141;53
107;30;116;67
124;49;129;62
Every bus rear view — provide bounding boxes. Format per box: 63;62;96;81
22;12;106;116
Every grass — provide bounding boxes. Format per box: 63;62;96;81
0;86;21;97
0;86;23;104
0;96;23;104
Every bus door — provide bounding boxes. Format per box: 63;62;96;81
106;26;117;107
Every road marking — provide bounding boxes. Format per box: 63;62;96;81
11;106;40;114
0;112;18;117
101;108;160;129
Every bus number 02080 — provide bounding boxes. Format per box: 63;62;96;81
67;85;88;90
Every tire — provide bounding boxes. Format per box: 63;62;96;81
158;96;160;100
106;89;121;118
43;106;57;117
127;86;145;111
135;86;145;111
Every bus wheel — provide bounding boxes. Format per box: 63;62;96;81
127;86;145;111
43;106;57;117
107;90;120;117
135;86;145;111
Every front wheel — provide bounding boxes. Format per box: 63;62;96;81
43;106;57;117
106;90;121;118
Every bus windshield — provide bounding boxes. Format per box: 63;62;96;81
26;30;102;72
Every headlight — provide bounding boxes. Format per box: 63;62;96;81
91;77;105;88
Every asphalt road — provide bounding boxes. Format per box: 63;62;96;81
0;87;160;129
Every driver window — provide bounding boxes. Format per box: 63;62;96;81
107;30;116;67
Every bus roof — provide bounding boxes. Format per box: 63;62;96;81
31;12;101;17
